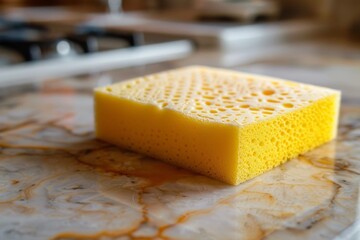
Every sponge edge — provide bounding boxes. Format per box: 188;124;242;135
237;93;340;184
94;66;341;185
95;92;240;184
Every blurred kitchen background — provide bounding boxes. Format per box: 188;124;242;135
1;2;360;240
0;0;359;102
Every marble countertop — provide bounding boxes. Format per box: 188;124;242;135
1;37;360;240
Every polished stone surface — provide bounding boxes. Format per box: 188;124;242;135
0;73;359;240
0;36;360;240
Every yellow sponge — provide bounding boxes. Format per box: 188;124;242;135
94;66;340;185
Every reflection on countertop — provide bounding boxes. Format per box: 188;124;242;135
0;70;360;240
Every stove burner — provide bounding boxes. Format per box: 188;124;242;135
67;26;143;53
0;18;143;63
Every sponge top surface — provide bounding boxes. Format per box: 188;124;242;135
97;66;339;126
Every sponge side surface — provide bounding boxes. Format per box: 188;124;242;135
95;91;240;184
236;93;340;184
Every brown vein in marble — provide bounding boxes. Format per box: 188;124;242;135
246;213;267;240
11;179;19;185
69;147;214;239
272;155;343;233
0;120;35;134
0;110;70;134
51;226;142;240
54;140;354;239
0;137;341;240
154;152;346;239
0;172;63;204
50;116;94;137
300;155;360;175
285;183;340;231
0;142;68;151
157;208;216;238
0;144;151;240
22;173;64;202
78;160;214;239
38;112;94;137
1;102;359;240
155;184;269;238
47;146;191;240
155;183;294;239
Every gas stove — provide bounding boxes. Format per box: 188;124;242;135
0;17;144;65
0;5;328;86
0;8;193;85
